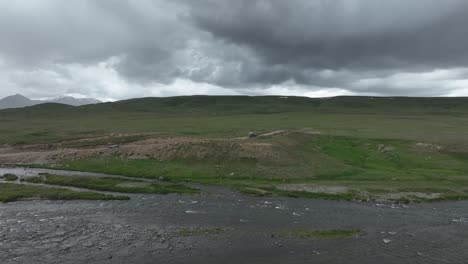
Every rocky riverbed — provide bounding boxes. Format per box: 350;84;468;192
1;168;468;263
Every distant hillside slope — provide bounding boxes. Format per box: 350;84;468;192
0;94;36;109
49;96;101;106
2;95;468;145
2;95;468;117
0;94;101;109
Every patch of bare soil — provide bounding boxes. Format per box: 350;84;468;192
277;184;350;194
276;184;443;202
235;129;322;140
377;192;442;201
258;130;289;138
414;142;443;151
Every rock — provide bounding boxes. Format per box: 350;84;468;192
152;243;169;250
452;217;468;224
378;144;394;153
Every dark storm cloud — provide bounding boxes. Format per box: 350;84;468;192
187;0;468;77
0;0;468;99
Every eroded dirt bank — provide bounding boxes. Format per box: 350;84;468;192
1;178;468;263
0;135;287;165
0;130;324;165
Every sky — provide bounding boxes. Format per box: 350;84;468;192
1;0;468;101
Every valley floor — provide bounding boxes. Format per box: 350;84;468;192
3;97;468;262
1;131;468;263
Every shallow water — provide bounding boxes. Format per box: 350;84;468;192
1;167;468;263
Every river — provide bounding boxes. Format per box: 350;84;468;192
1;167;467;263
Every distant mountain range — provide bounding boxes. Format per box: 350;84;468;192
0;94;101;109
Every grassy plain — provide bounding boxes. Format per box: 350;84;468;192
0;183;129;203
2;96;468;145
3;96;468;202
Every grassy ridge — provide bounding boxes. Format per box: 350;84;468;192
6;95;468;115
0;183;129;203
25;173;197;194
1;174;18;181
53;134;468;182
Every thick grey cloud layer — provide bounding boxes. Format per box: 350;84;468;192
190;0;468;67
0;0;468;100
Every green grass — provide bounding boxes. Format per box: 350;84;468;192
3;96;468;145
0;183;129;203
278;229;366;239
306;135;468;180
24;173;197;194
1;174;18;181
